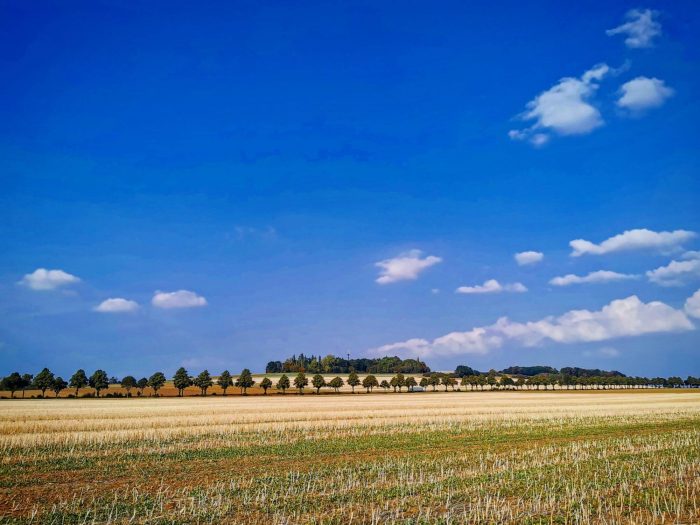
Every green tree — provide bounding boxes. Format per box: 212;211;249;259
380;379;390;391
428;374;440;391
486;369;497;390
173;367;191;397
194;370;213;396
136;377;148;396
500;376;514;390
312;374;326;394
33;368;55;397
121;376;137;396
362;374;378;393
276;374;290;394
260;377;273;394
441;375;456;391
419;377;429;390
347;372;360;393
235;369;255;394
52;377;68;397
217;370;233;395
294;372;308;394
147;372;166;396
1;372;23;398
89;370;109;397
69;369;88;397
329;376;344;392
405;376;417;392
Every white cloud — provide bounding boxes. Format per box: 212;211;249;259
95;298;139;313
549;270;638;286
685;289;700;319
515;251;544;266
509;64;610;145
646;254;700;286
152;290;207;309
606;9;661;49
570;228;696;257
19;268;81;291
373;294;693;358
618;77;673;111
456;279;527;294
375;249;442;284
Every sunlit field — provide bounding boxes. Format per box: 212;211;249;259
1;391;699;524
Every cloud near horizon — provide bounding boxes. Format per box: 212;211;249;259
19;268;81;291
372;292;695;358
456;279;527;294
152;290;208;309
606;9;661;49
570;228;696;257
550;270;638;287
375;249;442;284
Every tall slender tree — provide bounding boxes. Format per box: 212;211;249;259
52;377;68;397
173;367;191;397
136;377;148;396
235;369;255;394
89;370;109;398
329;376;344;392
1;373;23;398
147;372;166;396
217;370;233;395
294;372;308;394
194;370;213;396
405;376;417;392
312;374;326;394
347;372;360;393
121;376;137;396
33;368;55;397
260;377;272;394
362;374;378;393
276;374;290;394
69;369;88;397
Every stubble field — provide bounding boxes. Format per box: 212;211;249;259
1;391;699;524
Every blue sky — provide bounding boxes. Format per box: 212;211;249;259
1;1;699;378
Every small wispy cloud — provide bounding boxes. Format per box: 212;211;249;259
95;298;139;313
514;251;544;266
549;270;638;287
606;9;661;48
19;268;81;291
375;249;442;285
456;279;527;294
152;290;208;309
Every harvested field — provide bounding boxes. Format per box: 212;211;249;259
1;391;699;524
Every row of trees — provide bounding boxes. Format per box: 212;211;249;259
266;354;430;374
2;367;699;398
